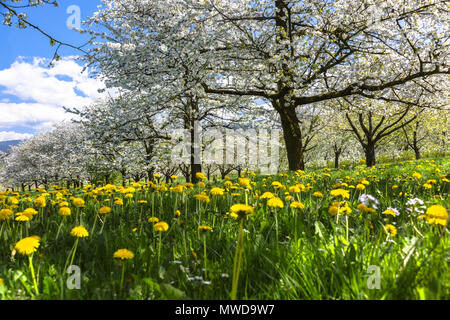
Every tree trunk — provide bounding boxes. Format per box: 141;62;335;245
185;168;191;183
121;169;127;187
414;148;421;160
147;166;155;182
412;132;421;160
191;163;201;183
334;152;340;169
189;107;201;183
365;143;376;167
278;106;305;171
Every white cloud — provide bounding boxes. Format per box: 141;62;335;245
0;102;71;125
0;131;33;142
0;56;106;132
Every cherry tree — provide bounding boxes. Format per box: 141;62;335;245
307;107;360;168
400;108;449;159
67;92;172;182
197;0;449;170
83;0;258;182
0;122;91;189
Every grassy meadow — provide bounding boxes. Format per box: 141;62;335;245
0;158;449;300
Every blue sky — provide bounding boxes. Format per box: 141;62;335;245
0;0;105;141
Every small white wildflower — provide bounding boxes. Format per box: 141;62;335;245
359;194;379;209
406;198;424;206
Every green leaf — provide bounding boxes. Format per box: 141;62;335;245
158;265;166;279
314;221;325;240
160;283;188;300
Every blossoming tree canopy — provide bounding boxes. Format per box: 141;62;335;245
197;0;448;170
80;0;448;171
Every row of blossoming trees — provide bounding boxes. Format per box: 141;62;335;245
0;104;446;191
1;0;449;189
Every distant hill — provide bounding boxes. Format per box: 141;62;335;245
0;140;22;153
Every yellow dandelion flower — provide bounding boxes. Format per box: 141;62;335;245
330;189;350;199
290;201;305;210
34;196;46;208
0;208;13;220
113;249;134;260
384;224;397;237
313;191;323;198
271;181;283;189
99;206;112;214
14;236;41;255
267;197;284;208
229;204;254;219
210;187;225;196
154;221;169;232
59;206;71;216
239;178;252;189
329;201;352;215
8;197;19;205
357;203;375;213
412;172;422;179
194;193;210;203
171;185;184;193
198;225;213;232
24;208;38;216
425;205;448;226
70;226;89;238
383;209;397;217
72;198;85;208
148;217;159;223
15;213;31;222
260;192;274;199
196;172;207;180
197;181;206;188
328;204;339;215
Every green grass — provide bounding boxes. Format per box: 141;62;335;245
0;158;448;300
